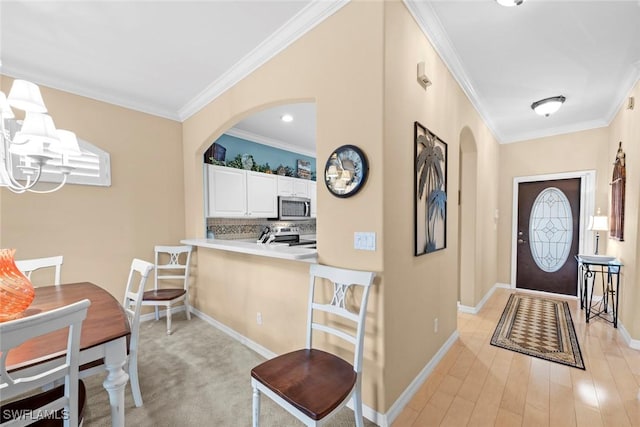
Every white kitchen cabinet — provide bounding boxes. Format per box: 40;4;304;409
308;181;317;218
207;165;278;218
246;171;278;217
207;165;247;217
277;176;309;198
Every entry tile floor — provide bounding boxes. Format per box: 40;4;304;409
393;288;640;427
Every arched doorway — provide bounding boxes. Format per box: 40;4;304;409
458;127;478;309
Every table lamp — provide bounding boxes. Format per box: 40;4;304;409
588;211;609;254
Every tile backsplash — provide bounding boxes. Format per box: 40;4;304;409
206;217;316;240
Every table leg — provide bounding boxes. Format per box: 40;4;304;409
103;337;129;427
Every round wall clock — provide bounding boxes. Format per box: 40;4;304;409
324;145;368;198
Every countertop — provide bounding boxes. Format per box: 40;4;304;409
181;238;318;262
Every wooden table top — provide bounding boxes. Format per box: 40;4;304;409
6;282;130;371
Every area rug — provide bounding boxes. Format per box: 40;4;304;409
490;294;585;370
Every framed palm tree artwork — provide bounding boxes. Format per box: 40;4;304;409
414;121;447;256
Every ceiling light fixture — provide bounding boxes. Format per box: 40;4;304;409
531;95;566;117
280;114;293;123
1;79;80;194
496;0;526;6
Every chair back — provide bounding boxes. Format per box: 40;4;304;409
0;299;90;426
15;255;64;286
153;245;192;291
123;259;154;358
306;264;376;374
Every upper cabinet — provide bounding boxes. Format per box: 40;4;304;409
246;171;278;217
207;165;247;217
277;176;309;198
206;165;277;218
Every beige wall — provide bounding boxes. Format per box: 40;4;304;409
607;80;640;339
497;127;611;285
381;1;500;407
182;0;387;411
0;76;185;301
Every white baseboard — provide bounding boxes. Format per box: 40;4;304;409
190;307;276;360
458;282;511;314
618;323;640;350
382;330;459;427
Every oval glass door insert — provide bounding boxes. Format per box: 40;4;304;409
529;187;573;272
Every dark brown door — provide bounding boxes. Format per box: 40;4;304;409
516;178;580;295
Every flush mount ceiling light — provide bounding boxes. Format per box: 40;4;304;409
531;95;566;117
280;114;293;123
496;0;526;6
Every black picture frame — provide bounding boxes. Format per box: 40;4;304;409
414;121;448;256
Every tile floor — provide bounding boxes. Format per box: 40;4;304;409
392;288;640;426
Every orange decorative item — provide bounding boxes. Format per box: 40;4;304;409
0;249;35;322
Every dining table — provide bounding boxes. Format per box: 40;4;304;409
6;282;131;427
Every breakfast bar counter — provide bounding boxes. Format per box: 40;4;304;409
181;238;318;262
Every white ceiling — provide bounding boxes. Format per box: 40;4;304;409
2;0;639;150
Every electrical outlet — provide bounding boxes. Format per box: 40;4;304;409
434;317;438;333
256;312;263;325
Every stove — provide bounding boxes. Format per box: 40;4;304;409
268;226;316;248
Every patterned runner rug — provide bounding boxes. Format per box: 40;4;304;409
491;294;585;369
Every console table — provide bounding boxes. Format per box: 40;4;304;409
575;255;623;328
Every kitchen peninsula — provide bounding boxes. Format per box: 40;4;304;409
181;237;317;261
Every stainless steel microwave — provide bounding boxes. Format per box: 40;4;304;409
278;196;311;220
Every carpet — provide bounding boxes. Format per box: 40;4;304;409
490;294;585;370
82;315;375;426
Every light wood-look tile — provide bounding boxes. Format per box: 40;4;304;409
392;288;640;427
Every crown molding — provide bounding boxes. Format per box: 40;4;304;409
225;128;316;157
0;68;180;121
178;0;349;121
403;0;504;143
603;61;640;125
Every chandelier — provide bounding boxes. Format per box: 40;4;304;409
1;79;80;194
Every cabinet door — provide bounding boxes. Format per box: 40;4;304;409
208;165;247;217
308;181;317;217
292;179;309;197
247;171;278;218
277;176;294;196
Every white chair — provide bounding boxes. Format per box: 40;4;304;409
251;264;376;427
0;299;90;427
141;245;193;335
79;258;154;408
15;255;64;286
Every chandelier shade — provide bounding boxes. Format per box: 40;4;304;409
7;79;48;113
1;79;79;193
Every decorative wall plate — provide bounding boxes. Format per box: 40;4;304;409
324;145;368;198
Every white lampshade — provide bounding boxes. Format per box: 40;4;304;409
531;96;566;117
588;215;609;231
340;169;352;181
0;91;15;119
9;138;46;157
51;129;81;155
12;112;60;146
7;79;48;113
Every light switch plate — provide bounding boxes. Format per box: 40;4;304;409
354;232;376;251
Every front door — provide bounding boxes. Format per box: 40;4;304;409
516;178;581;295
